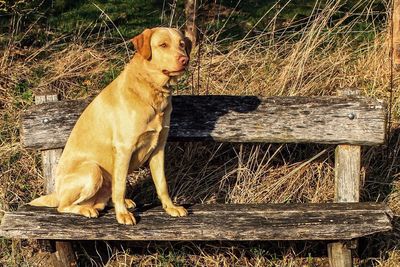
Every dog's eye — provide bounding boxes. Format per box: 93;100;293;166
179;41;185;48
160;43;168;48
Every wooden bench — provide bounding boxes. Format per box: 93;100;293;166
0;92;393;266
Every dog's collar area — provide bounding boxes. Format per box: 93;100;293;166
152;85;172;98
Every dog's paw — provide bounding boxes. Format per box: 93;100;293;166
79;206;99;218
116;211;136;225
125;198;136;209
93;202;106;211
164;205;188;217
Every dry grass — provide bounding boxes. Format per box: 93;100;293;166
97;241;329;266
192;1;394;99
1;0;400;266
375;250;400;266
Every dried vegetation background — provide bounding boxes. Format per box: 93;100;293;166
1;0;400;266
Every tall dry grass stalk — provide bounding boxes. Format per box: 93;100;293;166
1;0;400;266
192;1;394;100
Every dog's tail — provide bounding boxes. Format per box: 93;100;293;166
29;193;59;207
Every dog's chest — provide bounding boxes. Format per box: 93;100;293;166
151;91;170;113
132;110;166;166
129;92;171;169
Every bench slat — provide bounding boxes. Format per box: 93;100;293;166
0;203;392;241
21;95;386;150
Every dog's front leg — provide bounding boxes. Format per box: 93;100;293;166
112;146;136;225
149;141;187;217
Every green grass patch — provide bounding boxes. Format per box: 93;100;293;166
48;0;164;38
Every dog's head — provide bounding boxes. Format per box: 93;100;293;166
132;27;192;77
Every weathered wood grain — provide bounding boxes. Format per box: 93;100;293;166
334;145;361;202
329;146;361;267
20;95;387;150
334;88;362;203
35;95;63;194
0;203;392;241
328;243;353;267
328;90;362;267
34;95;77;267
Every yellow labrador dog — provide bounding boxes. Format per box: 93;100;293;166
29;27;191;225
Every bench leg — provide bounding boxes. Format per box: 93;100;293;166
328;243;352;267
53;241;76;266
328;144;361;267
38;240;76;267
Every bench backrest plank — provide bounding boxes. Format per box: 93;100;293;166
21;95;386;150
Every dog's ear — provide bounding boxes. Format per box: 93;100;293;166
132;29;153;60
183;36;192;56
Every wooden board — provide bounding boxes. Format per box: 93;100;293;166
20;96;387;150
0;203;392;241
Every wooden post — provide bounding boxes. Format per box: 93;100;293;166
36;94;62;193
328;90;361;267
333;145;361;203
184;0;198;47
328;242;353;267
393;0;400;70
35;94;77;267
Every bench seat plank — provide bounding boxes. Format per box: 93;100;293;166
20;95;386;150
0;203;392;241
